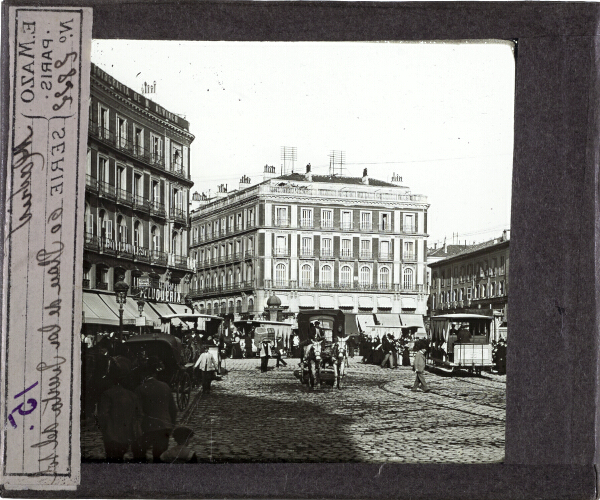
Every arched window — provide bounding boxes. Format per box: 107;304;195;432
275;263;287;286
228;300;234;313
172;231;179;255
248;297;254;312
228;270;233;287
490;282;496;297
340;265;352;287
220;272;226;288
321;265;333;286
360;266;371;287
236;299;242;313
85;203;93;237
235;268;241;284
151;226;160;252
206;303;212;314
403;268;414;290
301;264;312;287
117;216;127;244
199;275;204;290
247;265;253;283
452;289;457;301
432;294;436;309
133;220;142;247
379;266;390;289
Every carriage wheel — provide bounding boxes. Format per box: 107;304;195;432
176;372;192;411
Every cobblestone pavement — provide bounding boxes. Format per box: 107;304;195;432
82;356;505;464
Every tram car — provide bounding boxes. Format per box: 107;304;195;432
428;313;495;374
293;309;350;389
233;319;292;357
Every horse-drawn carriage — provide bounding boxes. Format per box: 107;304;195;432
118;333;195;411
293;309;351;389
159;313;224;375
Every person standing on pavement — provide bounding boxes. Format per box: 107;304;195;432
194;345;218;394
412;345;430;392
273;335;287;368
132;356;178;463
97;358;143;462
259;339;273;372
380;333;395;369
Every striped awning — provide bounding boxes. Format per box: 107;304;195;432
299;295;315;308
319;295;335;309
402;297;417;310
338;296;354;309
377;297;393;309
358;296;373;309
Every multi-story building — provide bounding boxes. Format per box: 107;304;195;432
188;166;429;318
83;63;196;332
428;232;509;334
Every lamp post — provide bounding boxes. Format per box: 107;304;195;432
114;277;129;343
137;297;146;335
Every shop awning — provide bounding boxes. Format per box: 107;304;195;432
402;297;417;310
376;313;402;328
299;295;315;308
377;297;393;310
82;292;119;325
149;302;176;318
358;296;373;309
97;294;137;322
400;314;425;329
319;295;335;309
139;302;162;327
170;303;195;315
357;314;376;331
338;296;354;309
344;313;359;336
278;295;290;309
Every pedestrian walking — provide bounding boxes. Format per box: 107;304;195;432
97;358;143;462
194;345;218;394
132;356;178;463
380;333;396;369
412;344;430;392
273;344;287;368
160;426;198;463
259;339;273;372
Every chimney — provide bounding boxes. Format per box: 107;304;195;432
305;163;312;182
443;237;447;253
263;164;277;181
502;229;510;241
390;172;403;185
239;174;251;191
362;168;369;185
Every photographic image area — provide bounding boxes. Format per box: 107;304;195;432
81;40;514;464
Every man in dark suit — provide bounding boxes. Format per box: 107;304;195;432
132;356;178;463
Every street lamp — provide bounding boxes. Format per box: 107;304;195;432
137;297;146;335
114;276;129;343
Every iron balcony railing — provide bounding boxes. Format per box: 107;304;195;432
274;218;290;227
171;207;186;222
320;250;334;258
378;252;393;261
359;251;373;260
273;249;290;257
300;219;314;228
96;282;108;290
299;249;314;258
340;250;353;259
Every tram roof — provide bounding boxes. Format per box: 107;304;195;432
160;313;223;322
432;313;493;320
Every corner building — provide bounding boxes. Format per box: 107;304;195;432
188;168;429;317
83;63;196;332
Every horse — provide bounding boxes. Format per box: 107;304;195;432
331;336;349;389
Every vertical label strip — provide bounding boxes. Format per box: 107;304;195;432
2;7;91;490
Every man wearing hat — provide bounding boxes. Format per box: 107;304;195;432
132;356;178;462
259;338;273;372
194;345;218;394
160;426;198;463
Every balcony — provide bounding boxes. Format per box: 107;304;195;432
379;223;393;233
99;237;117;254
133;194;150;212
403;225;418;234
150;250;168;266
85;175;98;192
133;245;150;262
84;233;99;251
340;222;354;231
97;179;117;200
320;250;334;259
300;219;314;229
403;253;417;262
171;207;187;224
359;251;373;260
88;121;166;171
299;249;314;258
96;282;108;291
150;200;166;218
117;188;134;207
274;218;290;228
245;249;254;259
340;250;353;260
360;222;373;232
116;241;134;259
321;222;334;230
82;279;90;289
378;252;393;261
273;249;290;258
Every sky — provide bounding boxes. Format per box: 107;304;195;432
91;40;515;246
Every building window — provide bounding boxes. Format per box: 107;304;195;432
98;210;112;241
341;210;352;230
380;212;390;231
275;263;287;286
117;216;127;244
490;282;496;297
360;212;372;231
301;264;312;287
380;240;390;260
152;226;160;252
340;265;352;287
359;266;371;287
301;208;313;228
499;281;505;295
360;240;371;259
248;208;255;227
133;125;143;155
86;148;91;177
133;172;142;199
379;266;390;289
404;213;415;233
321;209;333;229
150;133;163;164
403;268;414;290
321;237;332;258
247;265;253;283
500;256;505;275
116;115;127;148
275;206;288;227
134;220;142;248
172;231;179;256
172;142;183;171
275;235;287;256
404;241;414;260
341;239;352;258
301;236;313;257
321;265;333;287
98;156;109;184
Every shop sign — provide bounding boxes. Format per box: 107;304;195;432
138;287;182;303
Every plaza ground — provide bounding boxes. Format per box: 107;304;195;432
82;356;505;464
